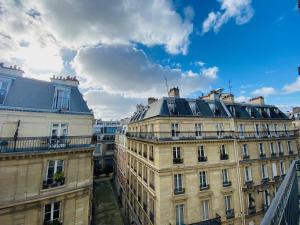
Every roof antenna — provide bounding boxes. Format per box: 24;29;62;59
228;80;232;95
164;75;169;95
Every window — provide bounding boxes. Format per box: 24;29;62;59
44;201;61;223
0;78;11;104
149;145;154;161
280;161;286;175
274;124;278;135
248;193;255;208
242;144;249;158
199;171;208;189
224;195;232;211
239;124;245;138
284;124;288;135
270;142;276;155
222;169;230;184
288;141;292;153
195;123;202;137
201;200;210;220
259;143;265;156
263;190;270;206
50;123;68;147
266;124;271;136
53;87;71;110
171;123;179;137
255;124;260;136
216;123;224;137
220;145;228;160
44;160;64;188
244;167;252;182
174;174;183;193
173;147;182;164
198;145;206;162
176;204;184;225
272;163;277;178
277;142;283;154
261;164;268;179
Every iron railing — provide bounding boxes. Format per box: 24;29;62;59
260;160;299;225
126;130;297;142
0;135;94;153
189;214;221;225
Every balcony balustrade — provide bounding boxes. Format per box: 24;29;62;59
198;156;208;162
189;214;221;225
200;184;210;191
243;154;250;160
126;130;297;142
173;158;184;164
260;153;266;158
225;209;235;219
262;204;269;212
262;177;270;185
248;205;256;215
220;154;229;160
0;135;93;153
223;181;232;187
174;187;185;195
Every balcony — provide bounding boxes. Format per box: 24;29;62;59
270;152;277;157
279;152;284;156
200;184;210;191
262;204;269;212
198;156;208;162
126;130;297;142
244;180;254;188
220;154;229;160
273;175;281;182
174;187;185;195
44;220;63;225
173;158;184;164
43;175;65;189
223;181;232;187
189;214;221;225
0;135;93;153
262;177;270;185
226;209;235;219
289;150;294;155
243;154;250;160
260;153;266;158
248;205;256;215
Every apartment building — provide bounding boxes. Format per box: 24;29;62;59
121;87;298;225
93;119;121;175
0;64;94;225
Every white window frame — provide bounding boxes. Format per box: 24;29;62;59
244;167;252;182
195;123;202;138
53;86;71;110
198;145;205;158
44;201;61;222
46;160;64;183
224;195;232;211
263;190;270;206
272;163;277;178
202;200;210;220
259;143;264;155
280;161;286;175
242;144;248;157
174;174;183;190
175;204;184;225
199;171;208;188
171;123;179;138
261;164;268;179
173;146;181;159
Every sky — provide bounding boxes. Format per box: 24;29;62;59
0;0;300;120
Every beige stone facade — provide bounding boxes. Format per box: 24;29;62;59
118;93;299;225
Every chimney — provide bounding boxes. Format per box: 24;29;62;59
136;104;144;112
50;75;79;87
148;97;158;105
168;87;180;98
249;96;265;105
221;93;234;103
0;63;24;77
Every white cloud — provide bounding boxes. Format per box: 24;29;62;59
251;87;276;97
31;0;193;55
84;89;143;120
236;95;250;102
283;77;300;93
73;45;218;98
202;0;254;33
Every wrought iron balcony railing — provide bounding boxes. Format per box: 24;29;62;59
126;130;297;142
173;158;184;164
248;205;256;215
200;184;210;191
174;187;185;195
189;214;221;225
225;209;235;219
223;181;232;187
198;156;208;162
0;135;94;153
260;160;299;225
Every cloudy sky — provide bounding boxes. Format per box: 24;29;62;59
1;0;300;119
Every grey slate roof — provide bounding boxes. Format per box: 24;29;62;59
130;97;288;123
0;75;92;115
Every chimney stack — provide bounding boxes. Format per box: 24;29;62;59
148;97;158;105
249;96;265;105
50;75;79;87
221;93;234;103
168;87;180;98
0;63;24;77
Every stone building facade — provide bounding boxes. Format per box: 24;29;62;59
119;88;299;225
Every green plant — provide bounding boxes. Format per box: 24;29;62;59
54;171;65;184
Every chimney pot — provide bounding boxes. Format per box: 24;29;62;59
148;97;158;105
249;96;265;105
168;87;180;98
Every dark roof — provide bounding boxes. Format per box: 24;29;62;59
130;97;288;123
0;75;92;115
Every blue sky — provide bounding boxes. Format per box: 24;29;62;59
0;0;299;119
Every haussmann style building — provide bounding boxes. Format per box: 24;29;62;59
117;87;299;225
0;64;95;225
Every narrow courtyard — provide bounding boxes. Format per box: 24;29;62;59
93;178;124;225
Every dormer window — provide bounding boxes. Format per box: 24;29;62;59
167;99;176;114
0;77;12;104
189;101;197;115
53;87;71;111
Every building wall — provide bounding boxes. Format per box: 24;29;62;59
123;116;298;225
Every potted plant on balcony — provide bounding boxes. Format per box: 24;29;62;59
54;171;65;186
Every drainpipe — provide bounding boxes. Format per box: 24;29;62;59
233;122;246;225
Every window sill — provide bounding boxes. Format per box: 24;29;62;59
41;185;65;192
